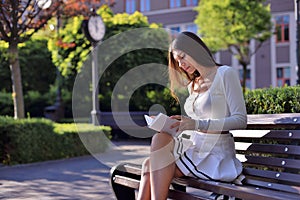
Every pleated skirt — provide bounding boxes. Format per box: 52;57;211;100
173;131;243;182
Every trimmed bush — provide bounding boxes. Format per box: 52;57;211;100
245;85;300;114
0;116;111;165
0;92;13;116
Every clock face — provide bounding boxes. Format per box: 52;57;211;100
87;16;105;42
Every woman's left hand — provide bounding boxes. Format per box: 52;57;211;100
170;115;196;132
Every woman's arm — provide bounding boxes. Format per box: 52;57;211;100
197;67;247;132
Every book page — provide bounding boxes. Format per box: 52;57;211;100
144;113;179;136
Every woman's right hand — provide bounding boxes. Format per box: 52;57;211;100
170;115;197;132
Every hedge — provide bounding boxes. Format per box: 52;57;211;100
0;116;111;165
1;85;300;118
245;85;300;114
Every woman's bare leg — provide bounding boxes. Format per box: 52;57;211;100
149;132;176;200
137;158;151;200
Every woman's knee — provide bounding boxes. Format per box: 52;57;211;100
151;132;174;152
142;157;150;173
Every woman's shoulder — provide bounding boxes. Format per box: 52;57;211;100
218;65;233;71
217;65;238;76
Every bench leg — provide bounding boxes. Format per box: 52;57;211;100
209;195;241;200
110;179;136;200
171;182;186;192
110;163;136;200
209;193;231;200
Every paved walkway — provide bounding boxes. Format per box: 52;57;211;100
0;140;151;200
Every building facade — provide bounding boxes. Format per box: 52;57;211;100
111;0;298;89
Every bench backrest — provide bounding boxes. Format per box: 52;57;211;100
231;130;300;195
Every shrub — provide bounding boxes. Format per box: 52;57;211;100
0;116;111;165
245;85;300;114
0;92;13;116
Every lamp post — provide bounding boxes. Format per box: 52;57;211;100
49;1;64;121
53;8;63;113
91;42;100;125
38;0;64;121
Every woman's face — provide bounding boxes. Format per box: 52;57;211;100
172;49;197;75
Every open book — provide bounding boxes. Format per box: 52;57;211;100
144;113;179;136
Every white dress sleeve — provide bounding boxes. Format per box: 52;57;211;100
197;67;247;131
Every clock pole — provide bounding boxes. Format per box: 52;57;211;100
82;9;105;126
91;41;100;125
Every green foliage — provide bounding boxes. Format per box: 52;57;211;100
0;87;72;118
0;116;111;165
0;92;13;115
129;86;181;115
0;49;10;92
0;39;56;93
245;85;300;114
194;0;272;92
47;5;162;77
45;6;168;113
19;39;57;93
194;0;272;52
99;47;169;112
46;5;168;112
47;15;89;77
0;90;49;117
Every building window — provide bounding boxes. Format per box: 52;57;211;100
170;26;181;33
140;0;150;12
276;67;290;86
185;24;197;34
167;24;198;35
170;0;181;8
239;69;251;89
126;0;136;14
275;15;289;43
186;0;198;6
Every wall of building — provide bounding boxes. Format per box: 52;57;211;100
255;40;272;88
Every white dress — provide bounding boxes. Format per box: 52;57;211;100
173;65;247;182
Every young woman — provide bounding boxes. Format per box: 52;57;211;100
137;31;247;200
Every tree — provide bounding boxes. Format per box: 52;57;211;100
47;5;161;77
0;0;115;119
0;0;59;118
47;5;171;112
194;0;272;93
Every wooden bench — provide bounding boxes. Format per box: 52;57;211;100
110;128;300;200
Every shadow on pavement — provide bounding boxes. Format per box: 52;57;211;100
0;140;150;200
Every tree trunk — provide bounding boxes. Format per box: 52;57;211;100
8;42;25;119
241;63;247;94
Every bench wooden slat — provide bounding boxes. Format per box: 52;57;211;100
123;163;142;175
235;142;300;156
243;168;300;186
244;178;300;194
113;168;300;200
168;189;212;200
112;163;300;200
243;155;300;169
113;175;140;189
231;130;300;140
113;170;210;200
173;177;300;200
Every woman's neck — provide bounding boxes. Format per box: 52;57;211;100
198;66;218;80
